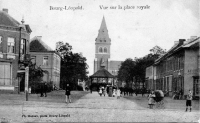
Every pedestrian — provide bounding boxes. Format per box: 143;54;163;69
148;91;155;109
102;87;106;96
113;88;116;97
90;85;92;93
99;87;102;96
65;84;71;103
40;82;44;97
185;90;193;112
117;88;121;99
44;82;48;97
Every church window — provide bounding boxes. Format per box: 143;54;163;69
99;47;103;53
104;47;107;53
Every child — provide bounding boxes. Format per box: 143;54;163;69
113;89;116;97
148;91;155;109
185;90;192;112
117;88;121;99
99;87;102;96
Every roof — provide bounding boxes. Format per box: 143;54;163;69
155;37;200;64
182;37;199;48
109;61;122;69
99;16;107;30
0;10;20;27
30;36;53;52
90;68;114;78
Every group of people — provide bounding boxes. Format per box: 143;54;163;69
98;86;121;99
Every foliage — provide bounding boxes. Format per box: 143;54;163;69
117;58;135;84
117;45;166;88
56;41;89;90
150;45;166;56
20;58;47;93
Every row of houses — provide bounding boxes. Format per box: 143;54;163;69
0;9;61;93
145;36;199;98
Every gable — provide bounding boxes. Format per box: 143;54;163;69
0;11;20;27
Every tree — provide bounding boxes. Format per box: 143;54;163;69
117;58;135;87
56;41;89;90
150;45;166;56
117;45;166;89
19;58;46;93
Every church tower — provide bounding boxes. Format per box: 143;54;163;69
94;16;111;73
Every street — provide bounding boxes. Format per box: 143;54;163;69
0;91;199;122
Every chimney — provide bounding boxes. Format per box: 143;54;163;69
174;41;179;45
2;8;8;13
184;39;190;44
178;39;185;45
190;36;197;40
36;36;42;40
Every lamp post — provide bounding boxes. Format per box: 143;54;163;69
18;26;22;94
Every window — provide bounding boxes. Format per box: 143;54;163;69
20;39;26;54
7;37;15;53
31;56;36;64
104;47;107;53
0;63;12;85
0;36;2;53
99;47;103;53
43;56;48;66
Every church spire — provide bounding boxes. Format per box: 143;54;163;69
96;16;110;42
99;16;107;31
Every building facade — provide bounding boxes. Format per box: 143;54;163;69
0;9;31;92
94;16;122;76
30;36;61;87
146;36;200;98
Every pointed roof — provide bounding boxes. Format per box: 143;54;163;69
30;36;53;52
99;16;107;31
90;68;114;78
0;10;20;27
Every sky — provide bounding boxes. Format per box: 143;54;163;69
0;0;199;75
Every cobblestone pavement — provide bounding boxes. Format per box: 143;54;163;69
0;91;199;122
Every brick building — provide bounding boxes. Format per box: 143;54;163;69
29;36;61;87
146;36;199;98
0;9;31;92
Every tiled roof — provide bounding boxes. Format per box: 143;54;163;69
109;61;122;69
30;36;53;52
90;68;114;78
0;11;20;27
155;37;200;64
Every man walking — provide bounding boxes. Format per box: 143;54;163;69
44;82;48;97
185;90;192;112
65;84;71;103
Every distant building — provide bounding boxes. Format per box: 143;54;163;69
146;36;200;98
94;16;122;76
0;9;32;92
29;36;61;87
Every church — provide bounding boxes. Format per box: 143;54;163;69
94;16;122;76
